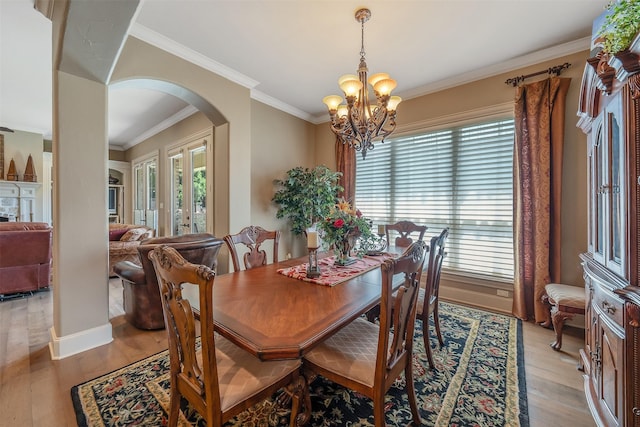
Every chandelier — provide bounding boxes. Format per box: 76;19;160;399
323;8;401;160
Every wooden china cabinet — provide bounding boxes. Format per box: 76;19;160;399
577;30;640;427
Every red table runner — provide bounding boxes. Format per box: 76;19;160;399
277;253;396;287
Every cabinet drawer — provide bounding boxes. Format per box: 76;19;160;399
592;285;624;327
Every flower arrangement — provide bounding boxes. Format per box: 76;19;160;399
318;200;372;264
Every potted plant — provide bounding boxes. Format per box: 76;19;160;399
272;166;343;236
597;0;640;55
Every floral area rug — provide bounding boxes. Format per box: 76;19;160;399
71;302;528;426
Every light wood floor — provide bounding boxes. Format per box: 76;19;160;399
0;280;595;427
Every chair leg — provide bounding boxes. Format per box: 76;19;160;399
422;317;435;369
373;394;386;427
405;361;422;426
167;388;181;427
433;304;444;347
550;306;572;351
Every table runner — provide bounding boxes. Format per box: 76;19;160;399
277;253;396;287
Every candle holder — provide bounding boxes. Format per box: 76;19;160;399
307;247;321;278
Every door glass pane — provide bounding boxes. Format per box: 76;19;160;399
133;165;145;225
171;155;184;235
610;113;621;263
191;147;206;233
147;162;157;211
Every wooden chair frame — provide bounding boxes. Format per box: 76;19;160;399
384;220;427;248
418;227;449;369
302;242;427;427
149;245;303;427
224;225;280;272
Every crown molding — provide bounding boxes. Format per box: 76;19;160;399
112;104;198;151
400;36;592;101
129;23;259;89
251;90;313;122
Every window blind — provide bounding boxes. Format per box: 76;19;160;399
356;118;515;281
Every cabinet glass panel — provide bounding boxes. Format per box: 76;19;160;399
595;125;605;258
609;112;622;265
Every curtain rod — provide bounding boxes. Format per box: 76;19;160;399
505;62;571;87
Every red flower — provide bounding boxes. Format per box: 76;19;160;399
333;219;345;228
356;209;362;218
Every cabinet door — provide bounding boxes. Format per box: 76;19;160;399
597;314;625;427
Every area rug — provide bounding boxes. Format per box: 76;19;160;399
71;302;528;426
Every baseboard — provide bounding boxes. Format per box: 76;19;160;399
48;323;113;360
440;284;513;315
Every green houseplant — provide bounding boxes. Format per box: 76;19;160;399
272;166;343;236
598;0;640;55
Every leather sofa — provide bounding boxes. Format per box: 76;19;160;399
108;223;154;276
113;233;224;330
0;222;52;296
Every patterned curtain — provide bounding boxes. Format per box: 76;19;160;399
335;138;356;204
512;77;571;323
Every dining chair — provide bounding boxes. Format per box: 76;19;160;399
384;220;427;248
415;227;449;369
223;225;280;272
148;245;304;427
302;241;427;427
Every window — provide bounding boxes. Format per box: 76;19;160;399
355;117;515;282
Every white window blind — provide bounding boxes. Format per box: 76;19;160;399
355;118;515;281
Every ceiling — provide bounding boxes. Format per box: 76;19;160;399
0;0;609;150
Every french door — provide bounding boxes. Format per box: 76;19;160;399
132;156;158;231
168;133;211;236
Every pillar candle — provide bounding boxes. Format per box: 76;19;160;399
307;231;319;248
378;224;385;235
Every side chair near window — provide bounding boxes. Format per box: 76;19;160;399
224;225;280;272
113;233;224;330
384;220;427;248
302;241;428;427
414;227;449;369
148;245;304;427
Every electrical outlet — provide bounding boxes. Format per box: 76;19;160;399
496;289;510;298
286;253;292;260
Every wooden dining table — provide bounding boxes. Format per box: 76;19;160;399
211;253;393;361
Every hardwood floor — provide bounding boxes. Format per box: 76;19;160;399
0;280;595;426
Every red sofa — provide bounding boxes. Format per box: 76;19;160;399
0;222;52;296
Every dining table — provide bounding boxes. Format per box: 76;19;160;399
210;251;400;361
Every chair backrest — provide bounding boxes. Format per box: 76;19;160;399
148;245;221;420
422;227;449;311
223;225;280;272
384;220;427;248
377;241;427;385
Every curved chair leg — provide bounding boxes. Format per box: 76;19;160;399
433;304;444;347
550;307;572;351
405;361;422;426
422;317;435;369
168;381;181;427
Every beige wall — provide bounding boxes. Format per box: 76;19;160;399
315;50;589;312
250;99;317;259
